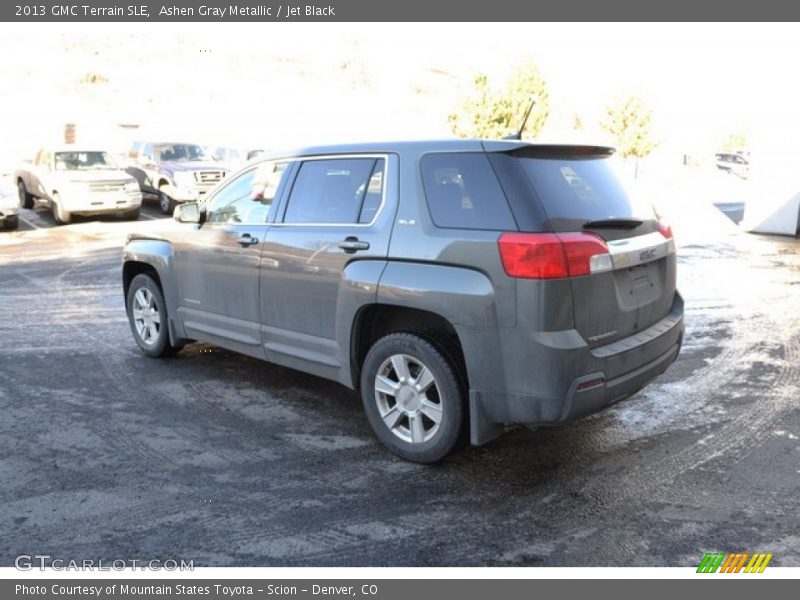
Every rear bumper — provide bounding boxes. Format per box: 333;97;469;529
467;293;684;444
553;337;680;422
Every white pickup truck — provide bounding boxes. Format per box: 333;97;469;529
15;147;143;224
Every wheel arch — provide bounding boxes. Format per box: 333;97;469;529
123;261;162;300
350;304;469;395
122;240;185;345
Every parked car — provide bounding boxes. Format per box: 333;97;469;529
0;177;19;230
126;141;229;214
207;145;244;170
122;140;684;463
715;152;749;178
15;147;142;224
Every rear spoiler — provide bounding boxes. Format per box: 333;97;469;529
508;145;615;159
480;140;615;158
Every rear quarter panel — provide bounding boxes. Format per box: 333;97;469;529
381;147;520;397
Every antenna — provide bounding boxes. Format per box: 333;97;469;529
503;95;538;141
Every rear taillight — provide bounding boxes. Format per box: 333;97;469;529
657;218;673;240
498;232;610;279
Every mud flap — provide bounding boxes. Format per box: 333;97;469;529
469;390;505;446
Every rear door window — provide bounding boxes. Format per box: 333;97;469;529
420;153;516;231
283;158;383;225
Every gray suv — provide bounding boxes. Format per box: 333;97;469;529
122;140;684;463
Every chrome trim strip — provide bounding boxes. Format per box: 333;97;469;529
606;231;675;270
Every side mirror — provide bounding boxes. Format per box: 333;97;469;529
174;202;202;224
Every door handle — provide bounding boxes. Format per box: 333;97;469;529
238;233;260;247
338;237;370;253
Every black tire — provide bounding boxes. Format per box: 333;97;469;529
2;215;19;230
126;273;183;357
158;187;175;215
17;180;33;209
51;193;71;225
360;332;465;463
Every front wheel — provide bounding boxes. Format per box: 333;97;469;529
126;273;183;357
2;215;19;230
360;333;465;463
51;193;71;225
158;187;175;215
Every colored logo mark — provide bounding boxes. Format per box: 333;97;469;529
697;552;773;573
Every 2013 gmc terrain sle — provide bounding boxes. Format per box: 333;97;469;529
122;140;684;463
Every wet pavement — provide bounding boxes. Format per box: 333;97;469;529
1;218;799;566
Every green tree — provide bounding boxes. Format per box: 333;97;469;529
449;62;550;139
719;131;748;153
601;96;657;160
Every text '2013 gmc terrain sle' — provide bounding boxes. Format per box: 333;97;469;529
122;140;684;463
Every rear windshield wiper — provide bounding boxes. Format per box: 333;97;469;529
583;218;643;230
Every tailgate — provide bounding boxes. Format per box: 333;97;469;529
499;146;678;348
571;230;677;348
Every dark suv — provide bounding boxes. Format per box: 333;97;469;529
122;140;683;462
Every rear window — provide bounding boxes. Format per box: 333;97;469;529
420;153;516;231
515;155;648;227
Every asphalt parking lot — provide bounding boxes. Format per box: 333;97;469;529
1;210;799;567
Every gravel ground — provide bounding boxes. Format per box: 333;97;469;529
1;216;799;567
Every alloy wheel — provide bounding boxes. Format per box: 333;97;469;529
374;353;443;444
131;287;161;346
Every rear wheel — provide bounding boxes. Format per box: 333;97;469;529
17;180;33;209
126;273;183;357
360;333;465;463
51;193;71;225
2;215;19;230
